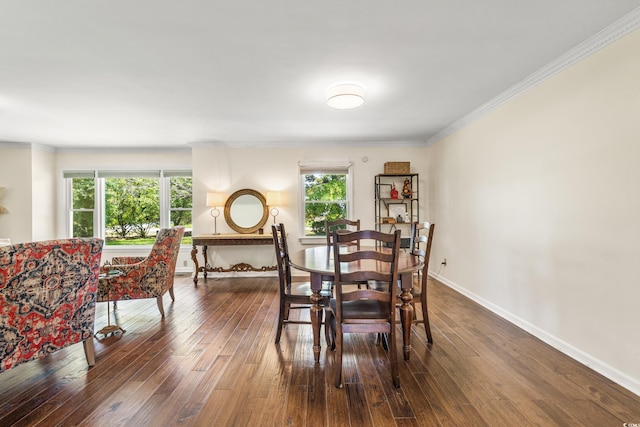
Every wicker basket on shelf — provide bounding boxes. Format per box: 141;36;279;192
384;162;410;174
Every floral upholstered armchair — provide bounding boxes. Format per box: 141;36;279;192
98;226;184;317
0;238;104;372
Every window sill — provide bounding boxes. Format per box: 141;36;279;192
299;237;327;246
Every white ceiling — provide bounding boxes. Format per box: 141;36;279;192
1;1;639;149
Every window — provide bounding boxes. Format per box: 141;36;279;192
299;161;353;240
167;174;193;229
69;175;95;238
65;170;192;245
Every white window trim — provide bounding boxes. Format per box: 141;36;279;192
64;169;191;244
298;160;353;245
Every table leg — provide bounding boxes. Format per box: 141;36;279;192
202;245;209;280
309;272;324;363
399;271;414;361
191;245;199;285
95;292;126;337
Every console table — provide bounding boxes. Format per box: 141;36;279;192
191;234;276;284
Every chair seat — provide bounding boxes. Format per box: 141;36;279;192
329;298;391;319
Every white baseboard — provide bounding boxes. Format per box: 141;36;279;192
430;271;640;397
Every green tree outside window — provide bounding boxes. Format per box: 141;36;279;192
304;173;347;236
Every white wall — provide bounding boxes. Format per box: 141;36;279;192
427;28;640;394
191;143;427;274
0;143;34;243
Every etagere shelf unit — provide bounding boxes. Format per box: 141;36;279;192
374;173;419;248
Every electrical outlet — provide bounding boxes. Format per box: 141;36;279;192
441;258;447;266
183;260;188;267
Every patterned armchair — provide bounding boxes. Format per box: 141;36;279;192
98;227;184;317
0;238;104;372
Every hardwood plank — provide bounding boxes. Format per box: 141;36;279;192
344;383;375;426
306;363;328;427
0;276;638;427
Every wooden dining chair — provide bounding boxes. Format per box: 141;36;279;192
370;221;436;344
325;229;402;388
326;219;368;288
272;223;331;344
408;221;436;343
325;219;360;247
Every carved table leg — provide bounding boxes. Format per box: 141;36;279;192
202;245;208;280
191;245;199;285
399;272;414;361
310;272;324;363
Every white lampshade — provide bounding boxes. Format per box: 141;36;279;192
206;192;225;207
326;83;365;109
266;191;282;206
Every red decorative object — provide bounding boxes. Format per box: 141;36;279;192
390;183;399;199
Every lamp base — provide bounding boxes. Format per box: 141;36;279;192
270;207;279;224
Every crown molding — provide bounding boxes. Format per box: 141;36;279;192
188;138;426;149
0;141;32;149
426;7;640;146
54;146;191;154
0;141;57;152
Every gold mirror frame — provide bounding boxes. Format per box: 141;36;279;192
223;189;269;234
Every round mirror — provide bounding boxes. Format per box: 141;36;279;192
223;189;268;234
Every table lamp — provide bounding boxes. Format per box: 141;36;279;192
206;192;225;234
266;191;282;224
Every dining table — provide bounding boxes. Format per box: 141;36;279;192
288;245;422;363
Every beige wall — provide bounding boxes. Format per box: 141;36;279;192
0;143;57;243
31;145;57;241
427;29;640;393
192;143;427;272
0;143;34;243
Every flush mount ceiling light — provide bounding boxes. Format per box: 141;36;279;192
326;83;365;109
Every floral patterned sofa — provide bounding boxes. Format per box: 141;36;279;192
0;238;104;372
98;226;184;317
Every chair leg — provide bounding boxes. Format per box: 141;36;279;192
324;308;336;350
376;333;389;351
421;294;433;344
334;325;343;388
389;327;400;388
168;285;175;301
274;300;286;344
156;296;165;317
284;302;290;321
83;338;96;367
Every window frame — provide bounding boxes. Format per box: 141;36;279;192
298;161;353;245
64;169;192;245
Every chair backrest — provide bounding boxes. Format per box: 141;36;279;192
147;226;185;290
409;221;435;288
325;219;360;247
0;238;103;372
272;223;292;293
332;229;401;325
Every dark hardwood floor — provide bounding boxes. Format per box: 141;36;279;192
1;275;639;426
